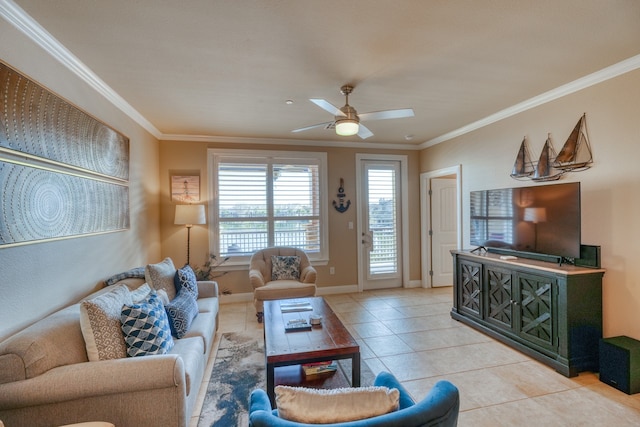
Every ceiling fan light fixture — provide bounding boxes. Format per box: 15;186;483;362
335;119;359;136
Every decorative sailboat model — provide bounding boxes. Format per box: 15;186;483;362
510;137;535;179
552;113;593;171
531;134;564;182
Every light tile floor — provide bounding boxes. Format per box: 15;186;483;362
191;287;640;426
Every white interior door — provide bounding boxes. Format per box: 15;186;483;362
359;160;402;290
430;177;457;287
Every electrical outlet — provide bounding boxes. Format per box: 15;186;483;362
329;267;335;275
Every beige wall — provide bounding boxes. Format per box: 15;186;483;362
420;69;640;339
159;141;421;294
0;24;161;340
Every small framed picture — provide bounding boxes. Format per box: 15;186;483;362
171;175;200;202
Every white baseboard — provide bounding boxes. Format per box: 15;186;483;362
407;280;424;288
316;284;359;295
217;282;429;304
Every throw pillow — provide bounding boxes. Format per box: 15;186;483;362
120;292;174;357
164;287;199;338
130;283;152;303
104;266;145;286
174;264;198;300
271;255;300;281
156;288;170;305
145;257;177;301
79;285;133;361
275;385;400;423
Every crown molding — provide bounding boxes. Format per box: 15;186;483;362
159;133;420;151
0;0;162;139
419;54;640;149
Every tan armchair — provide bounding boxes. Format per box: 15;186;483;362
249;247;317;322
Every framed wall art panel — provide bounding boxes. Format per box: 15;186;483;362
171;174;200;202
0;161;129;247
0;62;129;181
0;61;130;247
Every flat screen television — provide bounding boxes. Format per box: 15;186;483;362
470;182;581;259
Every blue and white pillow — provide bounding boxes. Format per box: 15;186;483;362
271;255;301;281
120;292;174;357
165;288;199;338
174;264;198;300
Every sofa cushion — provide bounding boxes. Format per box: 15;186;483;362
275;385;399;423
271;255;300;281
80;285;133;361
169;336;205;397
174;264;199;300
182;310;216;354
196;294;218;314
121;292;174;357
145;257;177;301
165;288;199;338
254;280;317;301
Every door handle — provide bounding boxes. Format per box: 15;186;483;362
362;231;374;251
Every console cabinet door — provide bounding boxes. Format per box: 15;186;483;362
485;265;514;331
515;272;557;352
458;259;482;319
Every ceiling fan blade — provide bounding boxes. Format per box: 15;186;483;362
357;124;374;139
310;99;347;117
358;108;415;121
291;121;333;133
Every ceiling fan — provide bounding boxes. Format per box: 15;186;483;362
292;85;414;139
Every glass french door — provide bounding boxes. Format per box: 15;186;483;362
360;160;402;289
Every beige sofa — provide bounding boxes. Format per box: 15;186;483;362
0;274;219;427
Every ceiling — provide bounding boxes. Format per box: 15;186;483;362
5;0;640;148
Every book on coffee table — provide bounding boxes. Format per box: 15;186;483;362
280;301;313;313
284;318;312;332
302;361;338;379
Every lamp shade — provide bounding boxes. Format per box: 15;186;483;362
335;119;359;136
174;204;206;225
524;207;547;223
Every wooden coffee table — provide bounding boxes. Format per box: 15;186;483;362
263;297;360;406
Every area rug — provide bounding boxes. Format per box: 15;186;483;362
197;331;375;427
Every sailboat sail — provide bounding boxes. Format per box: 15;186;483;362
552;113;593;171
532;134;563;182
510;137;535;180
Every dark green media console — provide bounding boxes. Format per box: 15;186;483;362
451;250;605;377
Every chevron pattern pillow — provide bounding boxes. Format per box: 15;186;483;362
120;292;174;357
165;287;199;338
174;264;198;300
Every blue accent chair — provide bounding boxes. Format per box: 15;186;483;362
249;371;459;427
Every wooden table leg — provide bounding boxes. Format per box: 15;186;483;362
266;362;276;407
352;352;361;387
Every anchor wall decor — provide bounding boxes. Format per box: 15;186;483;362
332;178;351;213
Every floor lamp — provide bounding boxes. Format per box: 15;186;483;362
174;204;206;266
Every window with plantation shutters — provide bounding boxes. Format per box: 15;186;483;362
208;149;328;263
